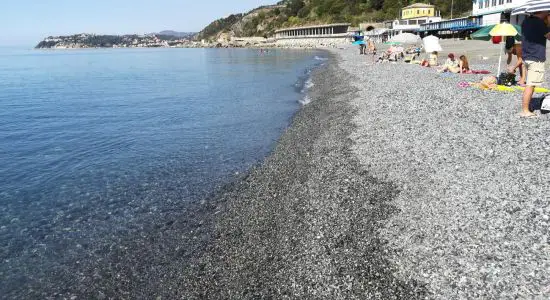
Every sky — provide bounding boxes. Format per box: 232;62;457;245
0;0;275;46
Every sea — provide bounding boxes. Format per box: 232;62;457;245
0;47;327;296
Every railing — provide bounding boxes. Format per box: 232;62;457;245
420;17;483;32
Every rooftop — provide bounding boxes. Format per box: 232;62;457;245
403;3;435;9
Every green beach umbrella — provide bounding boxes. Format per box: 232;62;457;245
384;41;403;45
471;24;521;41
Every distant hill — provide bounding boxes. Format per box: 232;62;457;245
197;0;473;41
156;30;197;38
35;33;194;49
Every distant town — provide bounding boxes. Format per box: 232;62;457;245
35;32;199;49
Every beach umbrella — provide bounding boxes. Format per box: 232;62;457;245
422;35;442;53
490;23;519;75
388;33;420;44
471;24;521;41
512;0;550;15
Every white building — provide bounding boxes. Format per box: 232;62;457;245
472;0;528;26
387;3;442;34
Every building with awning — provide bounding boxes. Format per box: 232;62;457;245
473;0;528;26
274;23;350;39
419;0;527;38
274;23;352;47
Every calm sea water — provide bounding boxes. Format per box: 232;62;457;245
0;47;326;295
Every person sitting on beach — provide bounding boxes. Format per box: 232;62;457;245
437;53;460;73
506;43;526;86
378;46;397;63
428;51;439;66
458;55;470;73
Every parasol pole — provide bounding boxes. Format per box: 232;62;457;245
498;41;503;75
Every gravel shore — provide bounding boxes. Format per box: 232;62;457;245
180;40;549;299
177;52;429;299
12;40;548;299
342;39;550;299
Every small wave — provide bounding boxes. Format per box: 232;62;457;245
304;78;314;90
299;95;312;105
298;78;314;94
314;56;328;61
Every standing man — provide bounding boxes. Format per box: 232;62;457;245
507;43;526;86
520;11;550;117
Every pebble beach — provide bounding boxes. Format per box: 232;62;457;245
178;40;550;299
346;39;550;298
11;40;548;299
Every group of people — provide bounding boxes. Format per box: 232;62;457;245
356;9;550;118
436;53;470;74
358;39;376;56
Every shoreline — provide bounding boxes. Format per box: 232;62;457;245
11;40;550;298
1;48;332;298
176;51;427;298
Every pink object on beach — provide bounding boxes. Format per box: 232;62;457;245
463;70;491;74
458;81;470;88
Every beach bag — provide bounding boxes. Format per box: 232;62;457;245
497;72;516;86
541;95;550;112
529;95;550;114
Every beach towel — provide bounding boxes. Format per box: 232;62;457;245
513;86;550;93
463;76;516;91
463;70;491;74
463;82;528;92
469;84;516;92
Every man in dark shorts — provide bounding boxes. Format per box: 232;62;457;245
520;11;550;117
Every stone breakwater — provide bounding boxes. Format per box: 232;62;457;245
338;41;550;299
275;37;350;48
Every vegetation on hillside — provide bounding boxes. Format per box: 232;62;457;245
197;0;474;41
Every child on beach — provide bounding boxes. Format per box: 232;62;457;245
458;55;469;73
428;51;438;66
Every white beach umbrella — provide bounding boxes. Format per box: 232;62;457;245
422;35;442;53
512;0;550;15
389;33;421;44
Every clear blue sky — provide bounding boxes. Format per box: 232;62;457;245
0;0;275;46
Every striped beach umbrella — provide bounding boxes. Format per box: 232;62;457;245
512;0;550;15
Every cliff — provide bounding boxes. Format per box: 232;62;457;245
196;0;474;42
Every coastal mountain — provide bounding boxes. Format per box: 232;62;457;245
35;33;195;49
197;0;474;41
